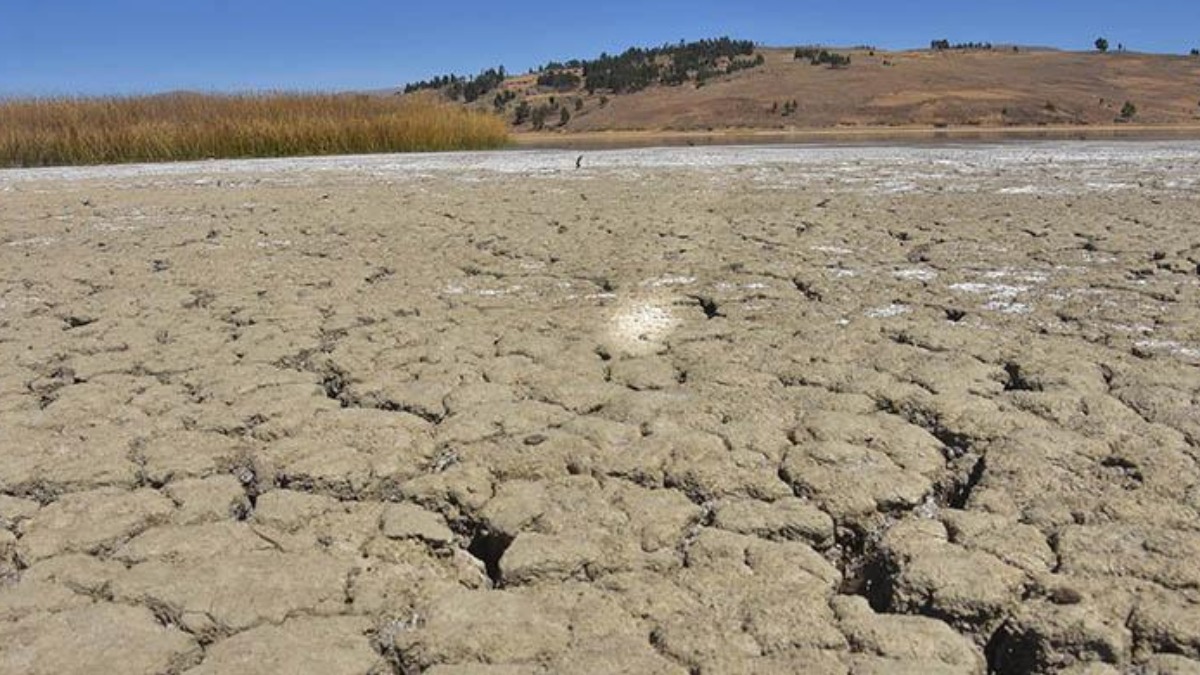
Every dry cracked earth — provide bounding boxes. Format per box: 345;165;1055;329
1;142;1200;674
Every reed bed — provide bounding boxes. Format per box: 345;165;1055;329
0;92;509;167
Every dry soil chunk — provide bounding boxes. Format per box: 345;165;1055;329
833;596;984;674
0;495;39;530
183;615;380;675
941;509;1057;574
381;502;455;545
781;441;933;521
18;488;175;562
1137;654;1200;674
0;423;140;490
165;475;249;524
0;604;199;675
137;430;244;484
1056;525;1200;589
252;489;341;530
712;496;836;548
0;579;90;621
113;550;349;631
499;531;603;585
395;587;572;668
879;518;1028;631
988;598;1133;674
113;521;275;563
1131;597;1200;659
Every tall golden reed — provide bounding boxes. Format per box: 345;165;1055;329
0;92;509;167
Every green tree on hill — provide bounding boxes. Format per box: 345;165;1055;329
1095;37;1109;52
536;70;581;92
514;100;531;125
531;104;551;130
809;50;851;68
1191;48;1199;56
403;66;507;103
577;37;758;94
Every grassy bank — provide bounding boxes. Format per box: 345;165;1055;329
0;92;509;167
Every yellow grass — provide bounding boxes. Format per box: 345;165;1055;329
0;92;510;167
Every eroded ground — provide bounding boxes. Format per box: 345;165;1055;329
2;143;1199;674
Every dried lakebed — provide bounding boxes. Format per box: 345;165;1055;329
2;142;1200;674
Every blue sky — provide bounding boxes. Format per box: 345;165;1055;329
2;0;1198;95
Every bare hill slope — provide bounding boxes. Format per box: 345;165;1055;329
486;47;1200;134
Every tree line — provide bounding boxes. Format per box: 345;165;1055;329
536;70;582;91
793;48;851;68
931;40;994;51
574;37;759;94
402;67;507;103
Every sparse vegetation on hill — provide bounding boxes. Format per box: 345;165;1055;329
492;90;517;112
793;47;853;67
930;40;994;51
536;70;582;92
0;94;508;167
517;46;1200;133
390;40;1200;136
403;67;506;103
577;37;759;94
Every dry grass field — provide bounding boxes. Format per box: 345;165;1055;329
0;93;509;168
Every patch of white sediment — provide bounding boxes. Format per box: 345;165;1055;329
609;299;678;355
950;282;1028;299
1135;339;1200;360
865;304;912;318
893;268;938;282
951;282;1034;315
643;275;696;288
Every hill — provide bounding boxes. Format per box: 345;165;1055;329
400;41;1200;137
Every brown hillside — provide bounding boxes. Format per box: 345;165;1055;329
496;47;1200;134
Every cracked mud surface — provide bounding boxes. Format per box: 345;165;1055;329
2;142;1200;674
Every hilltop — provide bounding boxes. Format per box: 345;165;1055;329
400;39;1200;138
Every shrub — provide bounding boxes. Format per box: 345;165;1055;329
1095;37;1109;53
1119;101;1137;120
810;51;851;68
514;100;531;125
530;104;551;130
492;90;516;112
